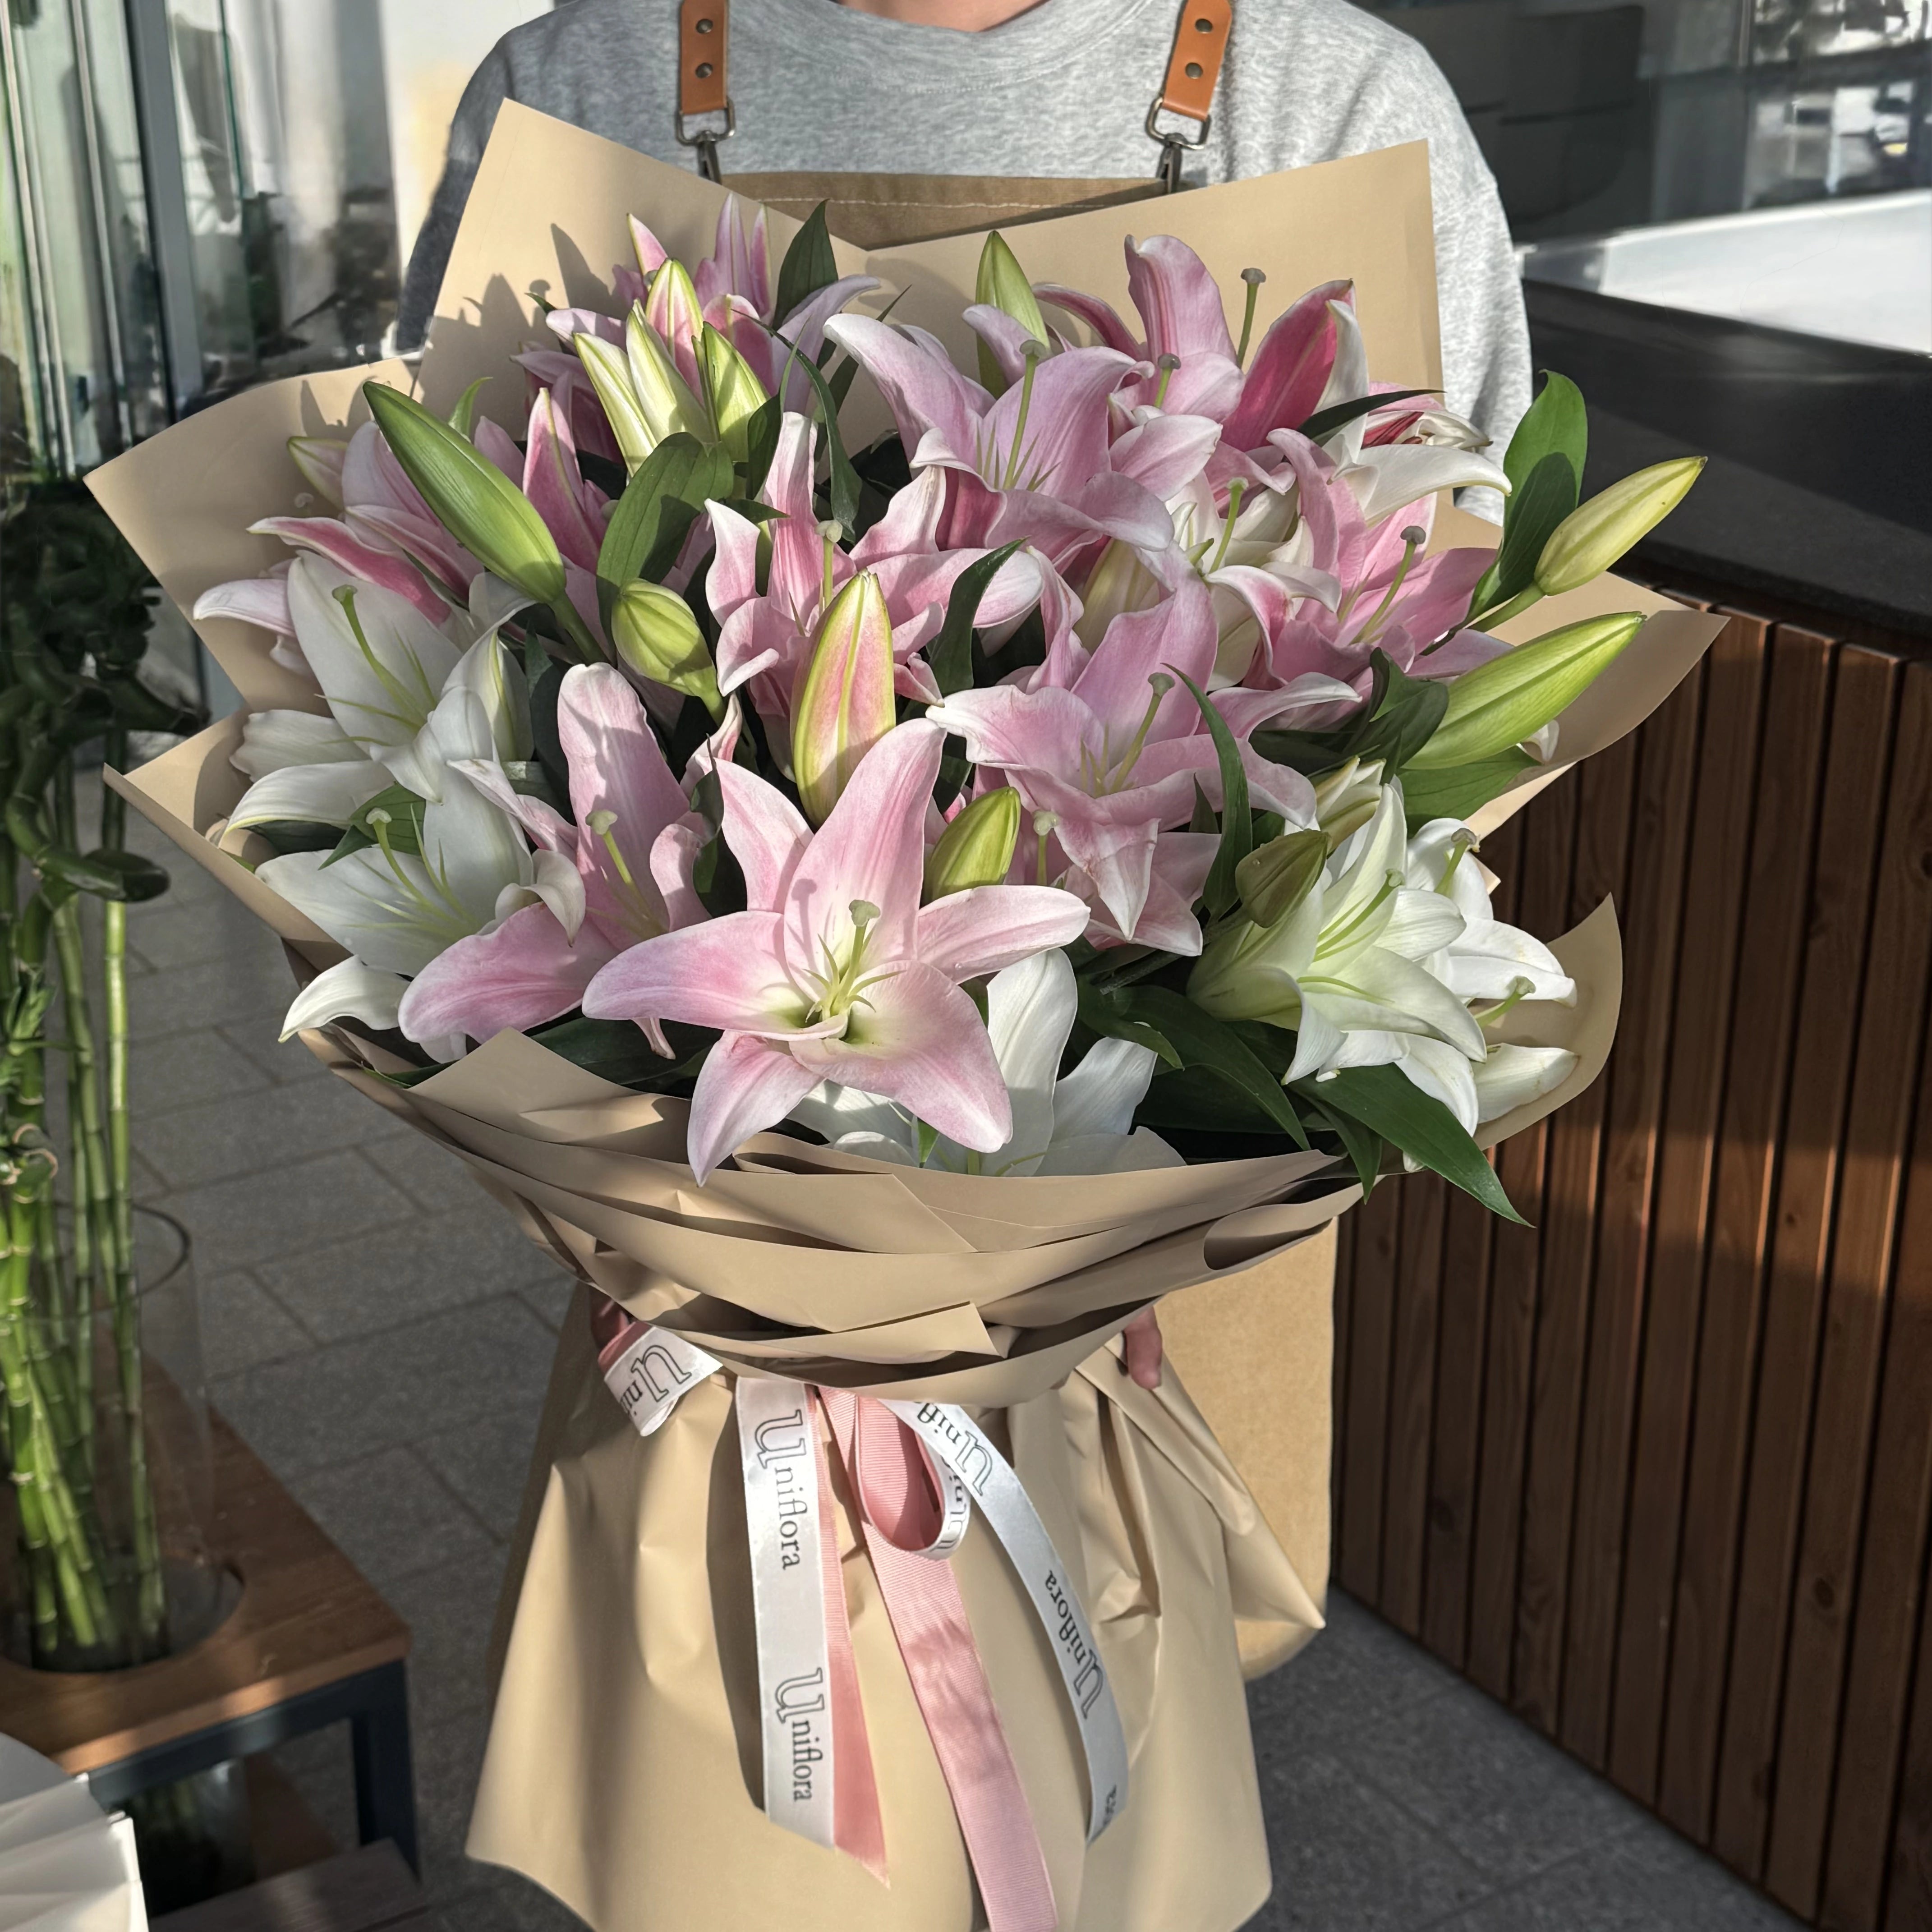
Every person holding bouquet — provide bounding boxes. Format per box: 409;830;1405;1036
397;0;1530;487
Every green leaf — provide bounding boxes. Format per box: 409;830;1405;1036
773;204;837;330
36;847;170;903
740;393;783;501
787;347;861;534
446;377;490;438
1252;649;1446;781
1189;780;1217;835
916;1119;941;1164
596;434;735;630
1174;672;1250;917
1135;1064;1283;1135
1297;1096;1385;1197
927;541;1023;698
324;784;427;867
245;819;347;857
1076;978;1181;1070
1398;750;1537;827
1477;450;1578;615
1298;1063;1523;1220
1106;986;1307;1145
1504;369;1588;503
531;1016;715;1090
1296;386;1439;446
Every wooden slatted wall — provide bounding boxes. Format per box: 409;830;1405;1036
1332;612;1932;1929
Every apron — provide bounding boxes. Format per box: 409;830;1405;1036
673;0;1334;1669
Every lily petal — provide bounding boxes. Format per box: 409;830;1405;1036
278;957;407;1042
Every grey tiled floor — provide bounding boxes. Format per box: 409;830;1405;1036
108;801;1800;1932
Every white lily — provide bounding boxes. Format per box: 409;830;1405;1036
258;680;580;986
789;948;1182;1176
1402;818;1578;1008
226;560;529;837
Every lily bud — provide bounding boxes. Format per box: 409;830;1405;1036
626;303;710;451
925;788;1021;900
792;571;896;824
644;258;704;384
699;324;768;464
575;333;655;473
1408;612;1644;770
1235;829;1328;928
288;435;347;507
612;581;723;719
975;230;1050;393
361;383;566;607
1535;457;1706;594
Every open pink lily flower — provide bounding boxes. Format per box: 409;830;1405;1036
397;663;707;1049
582;719;1088;1182
1237;433;1507;703
706;413;1041;733
929;579;1322;948
821;315;1188;573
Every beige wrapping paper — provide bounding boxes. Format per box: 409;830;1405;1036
85;111;1725;1931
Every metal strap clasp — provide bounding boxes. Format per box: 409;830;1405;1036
677;0;733;184
1149;0;1232;191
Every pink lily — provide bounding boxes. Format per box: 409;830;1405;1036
705;413;1041;736
820;315;1182;571
1237;434;1506;703
929;579;1319;948
581;719;1088;1182
397;663;707;1048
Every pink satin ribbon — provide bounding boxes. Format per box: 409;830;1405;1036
823;1389;1059;1932
591;1297;1057;1929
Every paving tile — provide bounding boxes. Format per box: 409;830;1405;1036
165;1150;413;1275
194;1270;313;1377
417;1405;549;1541
1243;1748;1492;1930
1248;1589;1460;1755
125;1029;270;1116
255;1207;568;1343
134;1076;386;1191
373;1130;493;1214
412;1705;497;1903
1426;1826;1804;1930
211;1295;558;1481
381;1547;515;1730
289;1447;495;1595
126;888;279;972
1338;1677;1645;1887
516;1272;575;1333
218;1021;336;1086
127;948;296;1043
433;1877;588;1932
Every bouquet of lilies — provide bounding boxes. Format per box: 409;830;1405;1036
196;197;1699;1214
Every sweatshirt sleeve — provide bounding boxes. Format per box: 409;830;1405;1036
396;43;515;350
1340;35;1530;516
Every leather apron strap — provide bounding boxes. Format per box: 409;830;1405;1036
676;0;1234;239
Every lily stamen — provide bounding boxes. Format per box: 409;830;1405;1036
334;585;436;722
1353;524;1429;646
1104;673;1174;792
1436;831;1477;896
1477;975;1537;1028
1152;353;1181;410
1209;479;1248;575
1313;867;1402;961
1032;810;1059;886
1236;268;1267;367
1002;340;1049;491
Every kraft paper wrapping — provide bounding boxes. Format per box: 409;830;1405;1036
86;112;1725;1932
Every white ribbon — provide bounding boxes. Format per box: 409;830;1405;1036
597;1327;1128;1853
886;1400;1129;1842
600;1325;721;1436
736;1379;838;1849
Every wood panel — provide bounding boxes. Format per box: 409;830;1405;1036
1332;603;1932;1932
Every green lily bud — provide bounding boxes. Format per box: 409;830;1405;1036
925;787;1022;900
612;581;723;719
575;333;655;473
1535;457;1706;594
792;571;895;825
1235;828;1328;929
361;383;566;607
1408;612;1644;770
975;230;1050;394
700;324;769;464
288;435;347;507
626;303;711;449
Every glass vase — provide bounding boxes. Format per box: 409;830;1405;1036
0;1205;233;1671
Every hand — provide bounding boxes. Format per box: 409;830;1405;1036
1122;1308;1164;1390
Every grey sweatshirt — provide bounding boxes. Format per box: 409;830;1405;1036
399;0;1530;474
